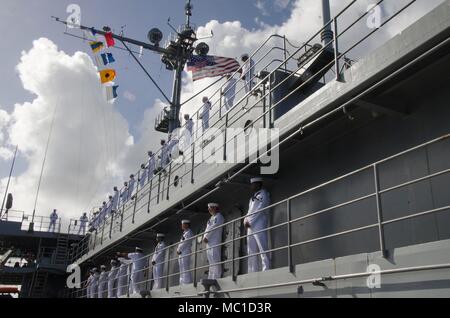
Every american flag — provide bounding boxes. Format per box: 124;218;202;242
187;55;241;81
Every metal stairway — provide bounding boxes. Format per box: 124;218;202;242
154;108;170;133
53;234;69;266
29;271;48;298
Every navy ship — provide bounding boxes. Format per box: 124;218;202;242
1;0;450;298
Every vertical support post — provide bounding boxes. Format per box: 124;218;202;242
223;115;228;162
132;171;141;224
101;223;105;245
333;18;341;81
196;112;199;141
118;208;124;232
191;143;195;184
193;237;198;288
165;246;171;292
219;89;223;119
93;230;97;250
166;162;172;201
109;212;114;239
145;256;151;292
283;36;288;72
147;177;153;214
268;78;273;129
231;220;237;281
127;263;132;298
262;81;267;129
373;164;387;258
157;173;162;204
287;199;294;273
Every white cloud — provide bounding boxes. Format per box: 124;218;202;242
0;109;13;160
119;99;165;172
274;0;291;10
123;90;137;102
1;38;133;222
255;0;269;16
255;0;292;15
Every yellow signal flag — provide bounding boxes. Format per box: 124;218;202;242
99;69;116;84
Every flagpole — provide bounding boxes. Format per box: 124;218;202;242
0;145;18;220
53;0;199;134
29;102;58;233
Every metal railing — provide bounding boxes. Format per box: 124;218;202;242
73;0;422;263
1;210;62;233
0;209;85;237
67;132;450;298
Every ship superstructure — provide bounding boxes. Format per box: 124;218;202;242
0;211;83;298
26;0;450;298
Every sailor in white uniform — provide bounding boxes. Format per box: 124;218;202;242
159;140;170;171
148;151;156;177
184;115;194;137
106;196;113;217
139;164;148;189
222;74;237;111
167;133;180;160
48;209;58;232
120;182;129;207
203;203;225;280
244;177;271;273
78;213;89;235
116;258;130;298
177;220;194;285
90;268;100;298
118;247;146;295
90;211;99;231
199;97;212;133
130;247;147;295
85;270;94;298
98;265;109;298
108;259;120;298
128;175;136;200
151;233;167;290
111;187;120;213
241;54;255;94
100;201;108;223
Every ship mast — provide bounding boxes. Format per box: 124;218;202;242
321;0;333;46
53;0;200;133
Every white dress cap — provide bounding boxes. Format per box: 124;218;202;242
250;177;264;184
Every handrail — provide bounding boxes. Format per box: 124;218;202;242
68;132;450;297
87;33;299;224
73;0;425;263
